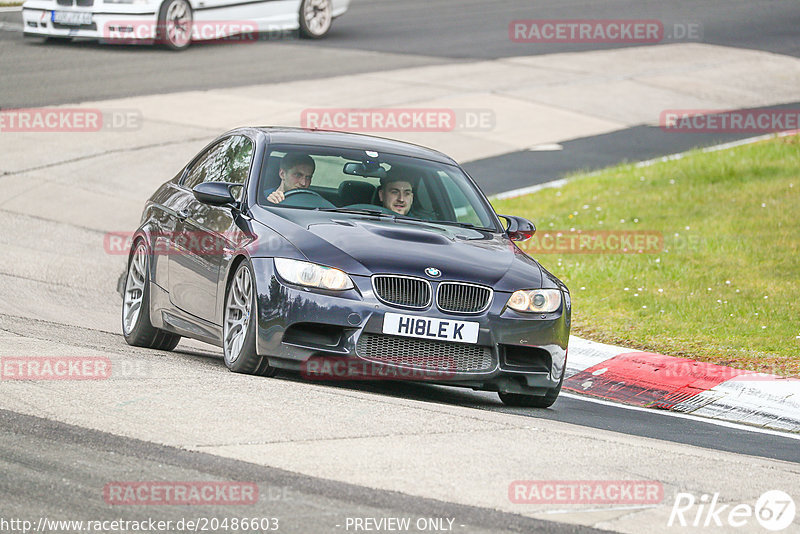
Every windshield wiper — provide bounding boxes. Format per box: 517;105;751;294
435;221;496;232
317;209;494;231
317;207;394;217
321;209;429;224
393;215;428;223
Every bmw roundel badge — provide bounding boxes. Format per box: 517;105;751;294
425;267;441;278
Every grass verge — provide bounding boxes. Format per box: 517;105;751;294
492;134;800;376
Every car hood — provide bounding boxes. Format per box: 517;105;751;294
250;206;546;292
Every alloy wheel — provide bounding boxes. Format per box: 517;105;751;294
224;265;253;363
123;243;147;335
165;0;192;48
302;0;332;37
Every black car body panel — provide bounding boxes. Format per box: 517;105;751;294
129;127;571;397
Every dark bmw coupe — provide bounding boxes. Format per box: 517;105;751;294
122;128;571;407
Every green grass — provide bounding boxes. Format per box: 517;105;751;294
492;134;800;376
0;1;23;6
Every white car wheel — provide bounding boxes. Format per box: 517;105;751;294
158;0;193;50
299;0;332;39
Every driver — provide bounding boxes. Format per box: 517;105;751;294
266;153;315;204
378;167;417;216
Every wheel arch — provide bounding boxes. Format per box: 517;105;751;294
218;253;250;324
126;225;160;279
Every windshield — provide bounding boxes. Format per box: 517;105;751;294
257;144;500;232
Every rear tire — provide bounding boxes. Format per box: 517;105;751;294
223;261;277;377
122;241;181;351
157;0;193;50
298;0;332;39
498;367;564;408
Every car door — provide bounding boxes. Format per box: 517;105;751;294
168;135;255;324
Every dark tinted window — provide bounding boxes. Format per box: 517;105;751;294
184;135;254;200
257;144;499;231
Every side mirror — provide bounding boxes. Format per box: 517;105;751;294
193;182;240;207
499;215;535;241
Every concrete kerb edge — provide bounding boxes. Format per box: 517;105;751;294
565;336;800;434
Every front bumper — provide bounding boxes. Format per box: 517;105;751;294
22;3;156;41
251;258;570;395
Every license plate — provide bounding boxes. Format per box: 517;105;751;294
52;11;92;26
382;313;479;344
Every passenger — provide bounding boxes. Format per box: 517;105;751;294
378;168;417;216
266;153;316;204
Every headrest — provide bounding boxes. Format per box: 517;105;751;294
261;155;283;191
338;180;376;206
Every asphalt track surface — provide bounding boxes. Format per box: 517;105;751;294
1;409;605;534
2;0;800;107
4;314;800;464
2;1;800;531
1;315;799;531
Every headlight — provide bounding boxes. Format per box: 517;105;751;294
274;258;354;291
105;0;150;4
507;289;562;313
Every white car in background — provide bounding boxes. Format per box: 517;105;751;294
22;0;349;49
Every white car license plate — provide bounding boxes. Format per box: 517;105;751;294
52;11;92;26
382;313;479;344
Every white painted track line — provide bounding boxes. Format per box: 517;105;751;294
561;393;800;440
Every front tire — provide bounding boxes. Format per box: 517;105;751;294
298;0;332;39
157;0;193;50
223;261;276;377
122;241;181;351
498;367;564;408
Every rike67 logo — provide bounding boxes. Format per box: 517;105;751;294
669;490;796;531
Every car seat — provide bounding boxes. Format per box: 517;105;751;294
338;180;376;206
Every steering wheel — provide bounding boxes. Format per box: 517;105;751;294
284;188;325;200
281;188;335;209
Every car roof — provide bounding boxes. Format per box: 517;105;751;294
235;127;459;166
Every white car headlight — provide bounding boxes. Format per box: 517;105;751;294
274;258;354;291
105;0;150;4
507;289;562;313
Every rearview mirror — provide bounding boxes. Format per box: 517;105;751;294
343;161;387;179
193;182;240;207
499;215;535;241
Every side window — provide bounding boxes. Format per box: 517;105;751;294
183;141;226;191
438;171;483;226
223;136;254;197
183;136;254;200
